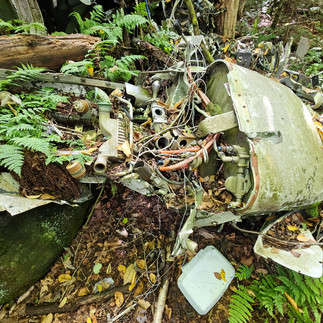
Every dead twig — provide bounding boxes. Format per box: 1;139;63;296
107;303;137;323
83;179;107;228
152;278;170;323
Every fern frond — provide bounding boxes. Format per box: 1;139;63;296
0;144;24;176
112;9;148;32
14;22;47;34
69;12;84;32
235;265;253;281
228;286;254;323
0;64;46;89
9;137;52;156
89;5;105;22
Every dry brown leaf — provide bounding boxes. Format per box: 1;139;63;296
124;264;136;285
270;247;280;254
285;292;303;313
129;273;137;291
134;281;144;298
165;304;172;320
58;296;67;308
116;140;132;157
138;299;151;310
41;313;53;323
255;268;268;275
106;263;112;275
115;291;124;308
241;256;254;267
149;273;156;284
90;312;97;323
40;193;56;200
297;234;309;242
136;259;146;270
58;274;72;283
26;194;42;199
78;287;90;297
118;265;126;273
290;250;301;258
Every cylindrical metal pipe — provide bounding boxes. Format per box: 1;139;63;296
93;155;108;174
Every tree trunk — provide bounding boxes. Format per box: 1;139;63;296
216;0;240;39
0;34;100;71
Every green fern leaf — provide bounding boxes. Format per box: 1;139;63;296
0;144;24;176
235;265;253;281
228;306;251;323
9;137;52;156
233;288;255;303
231;295;253;313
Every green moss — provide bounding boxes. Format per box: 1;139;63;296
304;201;321;218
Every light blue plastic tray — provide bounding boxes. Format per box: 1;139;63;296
178;245;235;315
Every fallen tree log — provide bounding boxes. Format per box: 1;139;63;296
0;34;100;71
133;38;175;67
25;285;129;316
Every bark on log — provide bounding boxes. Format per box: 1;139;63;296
0;34;101;71
217;0;240;39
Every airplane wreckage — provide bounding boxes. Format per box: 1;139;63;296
0;35;323;311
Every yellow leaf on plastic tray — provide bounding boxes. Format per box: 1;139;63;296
124;264;136;285
114;291;124;308
116;140;132;158
58;274;72;283
297;234;309;242
214;268;227;282
58;296;67;308
287;225;298;231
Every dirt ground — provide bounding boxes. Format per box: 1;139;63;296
1;183;280;323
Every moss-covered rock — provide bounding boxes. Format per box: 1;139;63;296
0;200;91;304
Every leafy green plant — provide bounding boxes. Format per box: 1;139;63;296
0;64;46;90
62;5;148;81
229;285;255;323
144;29;177;54
228;265;323;323
0;19;46;35
99;55;146;82
0;81;93;175
60;60;94;76
235;264;254;281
